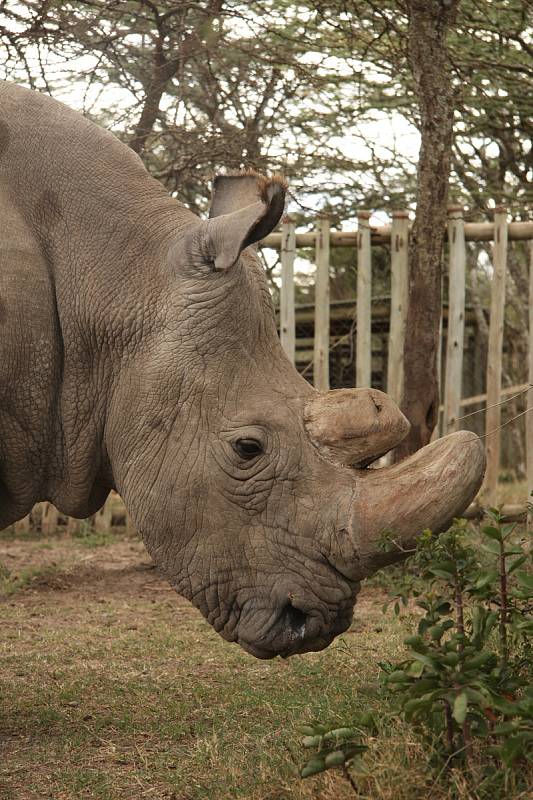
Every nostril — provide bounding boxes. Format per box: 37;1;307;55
282;601;308;636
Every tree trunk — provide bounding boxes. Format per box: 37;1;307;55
129;37;186;156
129;1;223;156
397;0;459;458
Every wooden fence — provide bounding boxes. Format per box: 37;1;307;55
271;210;533;513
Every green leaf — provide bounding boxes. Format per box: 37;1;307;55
429;560;456;575
441;652;460;667
499;734;531;766
403;698;426;716
515;620;533;632
429;569;456;581
301;757;326;778
406;660;425;678
482;525;502;542
464;688;489;707
515;571;533;591
428;624;445;641
344;744;369;760
501;523;517;539
479;539;502;555
357;712;376;729
302;735;322;748
403;635;427;652
463;651;493;671
405;680;440;698
322;727;356;741
324;750;346;768
453;692;468;725
507;555;527;575
474;570;498;589
410;653;437;670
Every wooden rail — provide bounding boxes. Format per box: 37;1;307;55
449;383;530;410
263;220;533;249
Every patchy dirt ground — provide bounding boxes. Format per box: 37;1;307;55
0;530;395;800
1;534;164;601
1;530;530;800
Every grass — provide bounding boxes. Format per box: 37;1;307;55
497;476;530;506
72;529;119;548
0;525;531;800
0;563;65;596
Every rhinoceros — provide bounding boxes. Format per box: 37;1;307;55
0;81;485;658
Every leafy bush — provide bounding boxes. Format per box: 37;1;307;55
381;512;532;770
297;511;532;789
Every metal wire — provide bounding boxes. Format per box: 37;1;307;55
456;384;533;421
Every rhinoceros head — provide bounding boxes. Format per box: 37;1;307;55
107;172;485;659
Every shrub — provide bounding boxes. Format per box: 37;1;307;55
297;510;532;791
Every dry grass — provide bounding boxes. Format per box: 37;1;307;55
497;477;530;506
0;527;530;800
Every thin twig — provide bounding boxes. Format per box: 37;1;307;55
429;743;470;789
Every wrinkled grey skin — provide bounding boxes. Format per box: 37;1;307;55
0;82;485;659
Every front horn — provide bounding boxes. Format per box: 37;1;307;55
303;388;410;467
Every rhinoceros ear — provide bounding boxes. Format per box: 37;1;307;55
206;172;287;270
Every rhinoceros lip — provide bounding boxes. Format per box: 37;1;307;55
237;632;337;660
236;601;354;660
320;550;362;589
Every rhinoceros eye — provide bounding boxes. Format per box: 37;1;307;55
233;438;263;459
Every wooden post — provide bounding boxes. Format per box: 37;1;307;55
387;211;409;404
527;241;533;529
67;516;81;535
314;214;330;391
443;206;466;434
431;307;444;442
94;495;113;533
41;502;59;536
356;211;372;387
280;216;296;364
484;207;508;507
14;513;31;534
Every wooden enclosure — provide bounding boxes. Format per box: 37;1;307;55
270;211;533;513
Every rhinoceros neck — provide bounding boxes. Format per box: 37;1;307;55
0;82;197;518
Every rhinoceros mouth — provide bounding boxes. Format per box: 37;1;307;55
237;629;340;660
233;595;354;659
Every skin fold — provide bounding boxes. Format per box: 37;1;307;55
0;82;486;658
